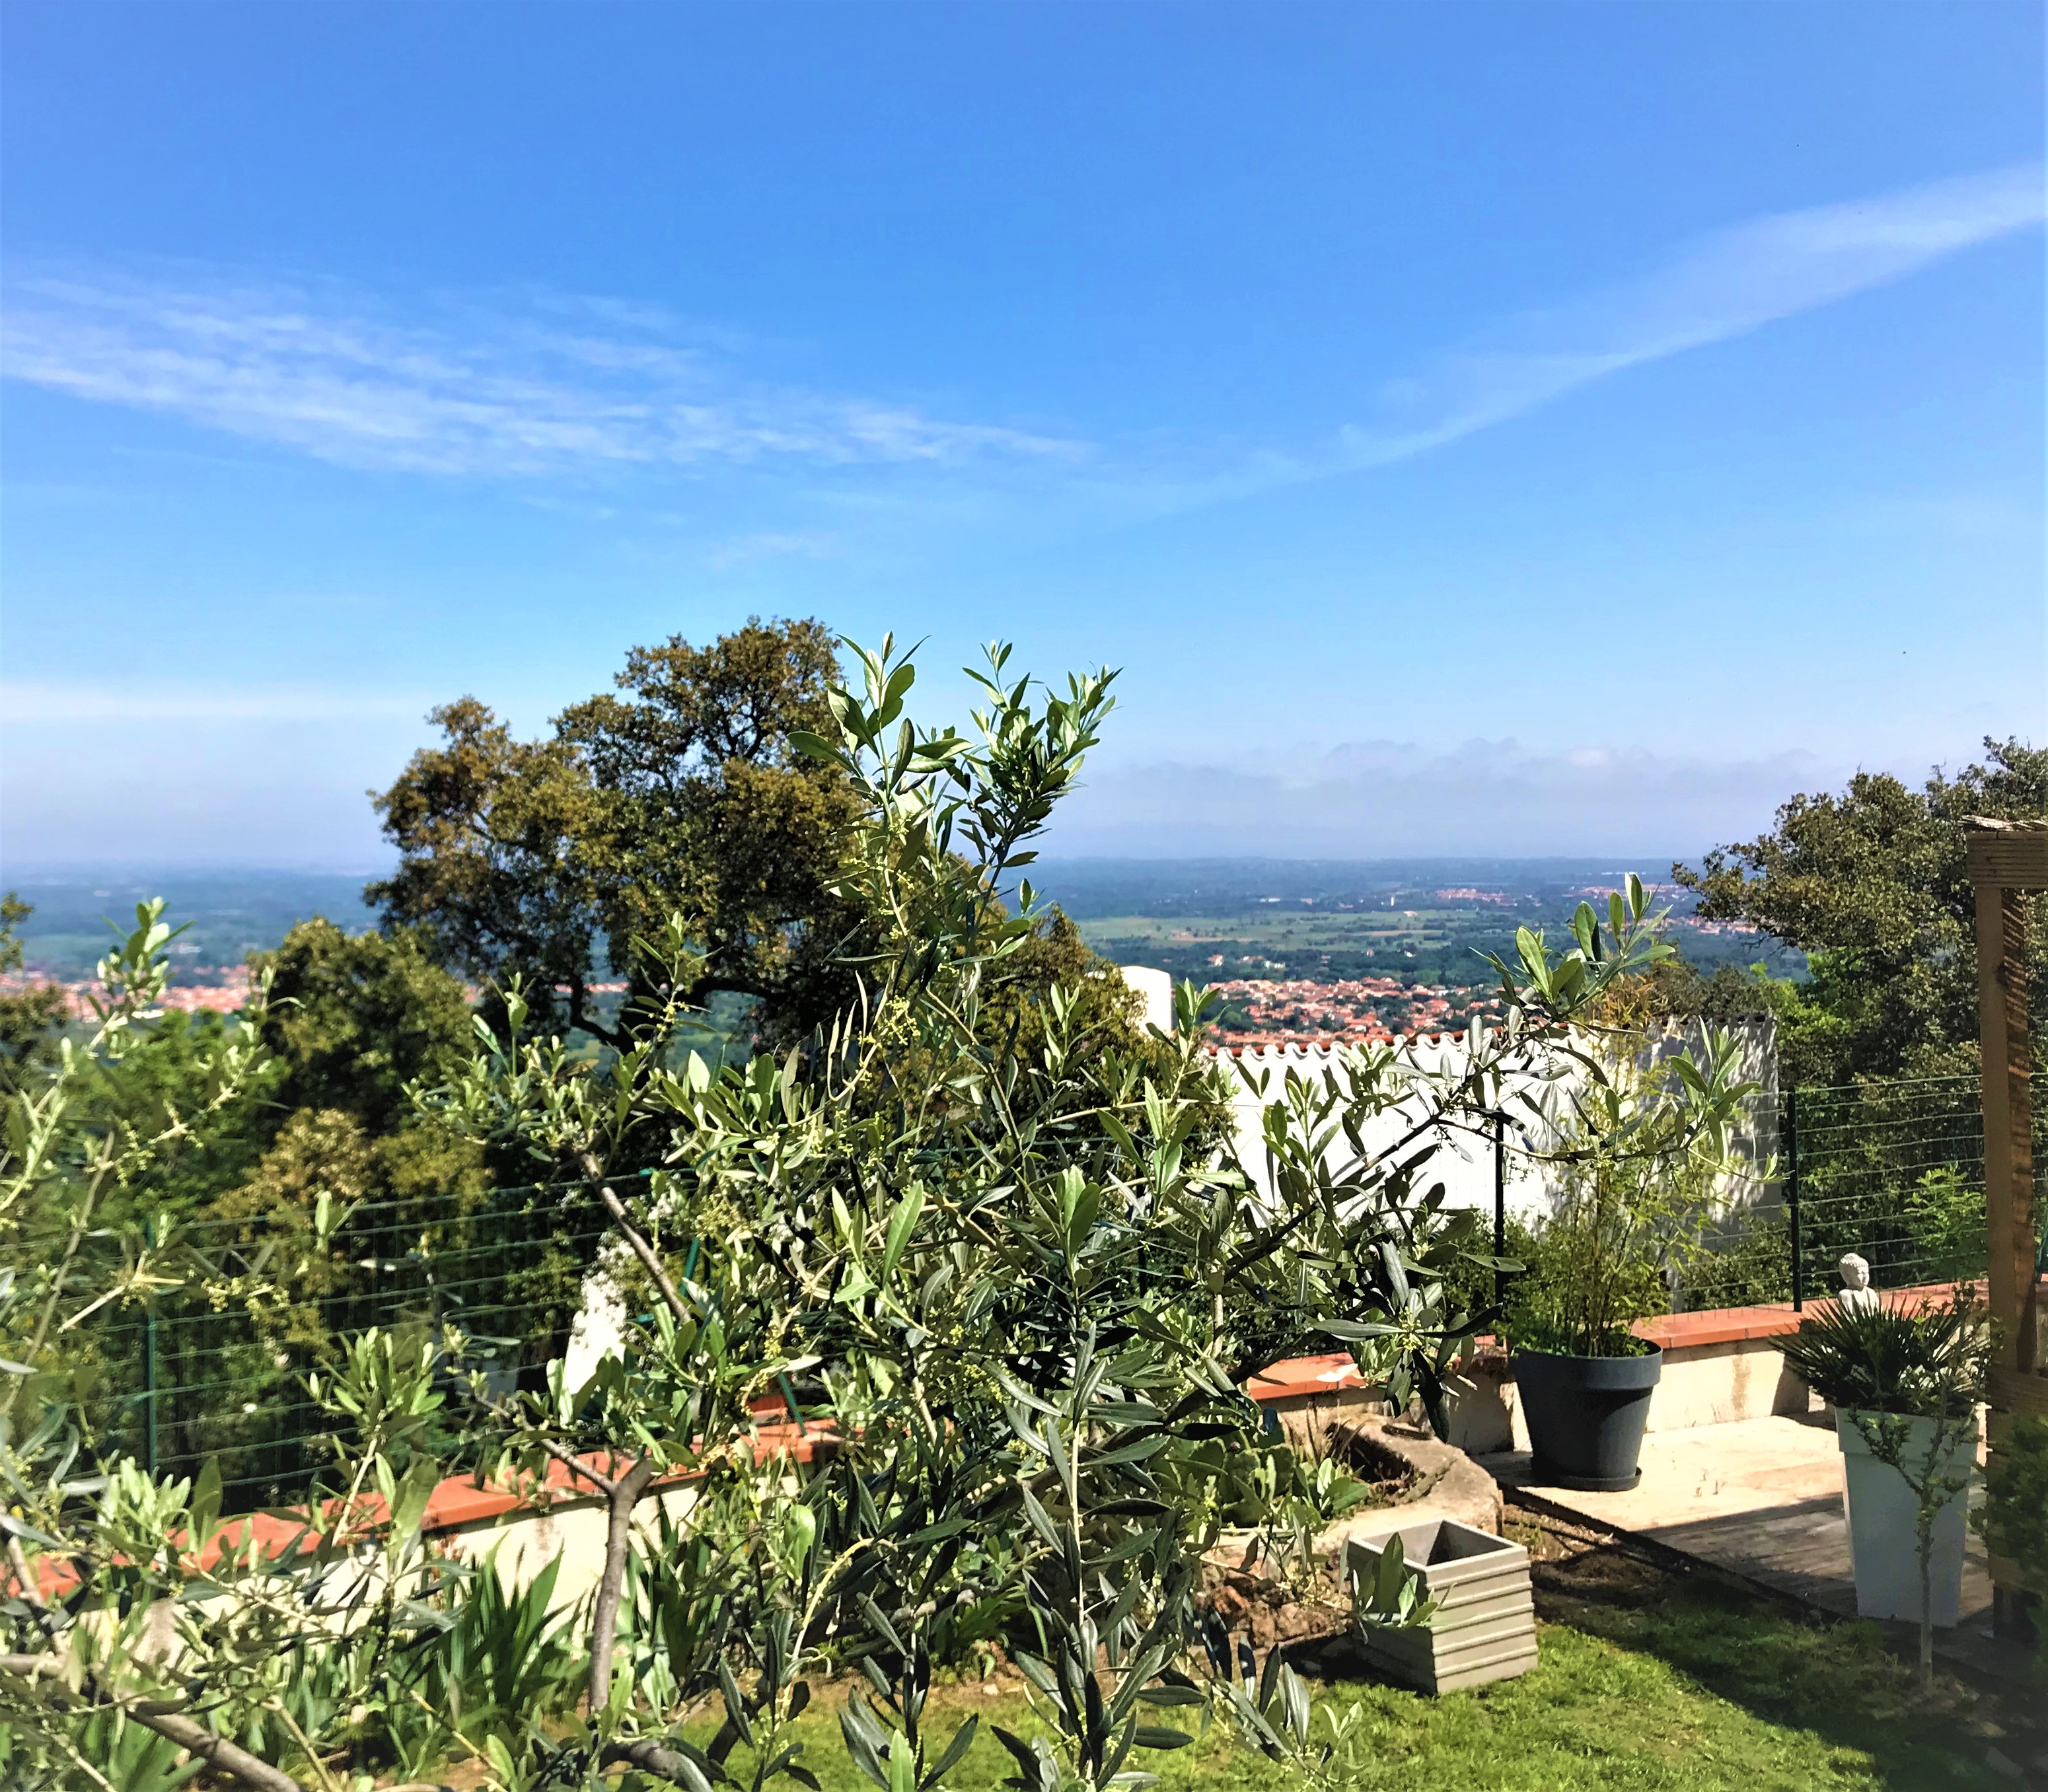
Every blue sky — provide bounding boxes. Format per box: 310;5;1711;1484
2;2;2041;868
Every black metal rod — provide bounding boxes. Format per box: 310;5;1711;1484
1493;1112;1508;1313
1786;1086;1804;1311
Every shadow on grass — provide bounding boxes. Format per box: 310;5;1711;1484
1525;1537;2018;1789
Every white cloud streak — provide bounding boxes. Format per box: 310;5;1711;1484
1332;162;2045;473
1097;162;2045;512
0;272;1083;476
1;165;2036;499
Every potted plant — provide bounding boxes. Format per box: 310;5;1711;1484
1778;1289;1989;1680
1504;1027;1752;1491
1503;1194;1666;1491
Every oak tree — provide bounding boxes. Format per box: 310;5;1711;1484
1675;737;2048;1085
369;618;862;1050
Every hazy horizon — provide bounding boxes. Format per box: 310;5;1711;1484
1;855;1762;987
0;849;1735;881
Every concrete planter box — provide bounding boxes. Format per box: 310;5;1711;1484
1836;1409;1973;1626
1344;1518;1537;1694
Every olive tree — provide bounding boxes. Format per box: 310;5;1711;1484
416;639;1754;1790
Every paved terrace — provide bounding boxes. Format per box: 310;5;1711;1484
1257;1285;2048;1680
1482;1414;1996;1634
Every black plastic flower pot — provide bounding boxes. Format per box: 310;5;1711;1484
1514;1344;1662;1491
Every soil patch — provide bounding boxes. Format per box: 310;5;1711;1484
1324;1421;1421;1503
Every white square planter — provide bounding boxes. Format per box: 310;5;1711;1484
1836;1410;1974;1626
1345;1518;1537;1694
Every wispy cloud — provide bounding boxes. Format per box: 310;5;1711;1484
1098;162;2046;511
3;165;2037;500
0;269;1083;477
704;530;844;571
1331;162;2044;473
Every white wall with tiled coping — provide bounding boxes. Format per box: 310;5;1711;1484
459;1319;1815;1605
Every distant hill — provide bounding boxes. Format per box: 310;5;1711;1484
3;870;378;980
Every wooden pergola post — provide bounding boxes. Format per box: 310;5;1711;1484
1964;816;2047;1637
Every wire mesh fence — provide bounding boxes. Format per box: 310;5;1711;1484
71;1146;984;1511
1783;1073;2018;1303
1677;1071;2046;1312
59;1073;2045;1499
77;1178;620;1510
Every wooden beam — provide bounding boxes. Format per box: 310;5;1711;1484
1998;887;2036;1374
1964;820;2043;1629
1965;816;2048;892
1975;886;2022;1369
1989;1362;2048;1420
1967;818;2041;1377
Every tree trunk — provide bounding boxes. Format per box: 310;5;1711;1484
1919;1534;1934;1688
581;1152;692;1326
587;1457;659;1719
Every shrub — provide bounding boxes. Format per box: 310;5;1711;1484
1679;1215;1792;1310
3;639;1764;1792
1775;1289;1987;1417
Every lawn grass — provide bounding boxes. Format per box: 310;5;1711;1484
690;1526;2017;1792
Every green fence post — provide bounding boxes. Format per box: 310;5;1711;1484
1786;1088;1803;1312
143;1213;161;1474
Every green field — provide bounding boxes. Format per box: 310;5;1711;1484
1076;908;1777;991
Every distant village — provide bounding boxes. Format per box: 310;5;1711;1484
1;867;1761;1052
1202;972;1504;1046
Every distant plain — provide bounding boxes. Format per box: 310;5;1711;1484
1;860;1800;993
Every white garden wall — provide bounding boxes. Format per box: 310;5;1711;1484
1202;1015;1779;1223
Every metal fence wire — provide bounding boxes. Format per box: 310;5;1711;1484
76;1145;993;1511
66;1075;2046;1503
1679;1071;2047;1313
1784;1075;2006;1303
81;1180;618;1511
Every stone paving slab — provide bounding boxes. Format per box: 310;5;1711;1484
1475;1414;1995;1632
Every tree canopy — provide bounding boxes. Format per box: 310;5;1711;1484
227;917;490;1242
369;618;862;1050
0;893;68;1096
256;918;476;1135
1675;736;2048;1086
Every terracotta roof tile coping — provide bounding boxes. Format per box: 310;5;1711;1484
1233;1275;2037;1397
27;1277;2032;1595
1632;1304;1801;1349
1629;1275;2045;1351
16;1423;836;1596
421;1419;828;1533
1244;1353;1368;1402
